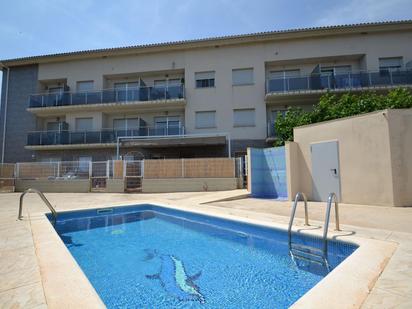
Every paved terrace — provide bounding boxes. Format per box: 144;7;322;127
0;191;411;308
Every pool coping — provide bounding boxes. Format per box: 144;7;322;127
28;201;397;309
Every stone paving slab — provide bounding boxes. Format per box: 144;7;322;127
0;191;411;308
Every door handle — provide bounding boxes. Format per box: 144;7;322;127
330;168;338;176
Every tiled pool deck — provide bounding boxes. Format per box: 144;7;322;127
0;191;411;308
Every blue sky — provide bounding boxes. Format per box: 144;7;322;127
1;0;412;93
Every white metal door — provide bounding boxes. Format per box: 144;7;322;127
311;141;341;202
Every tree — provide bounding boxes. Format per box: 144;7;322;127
274;88;412;146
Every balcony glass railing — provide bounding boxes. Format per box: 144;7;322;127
27;125;185;146
28;84;185;108
266;69;412;93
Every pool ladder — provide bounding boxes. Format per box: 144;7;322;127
288;192;340;270
18;188;58;225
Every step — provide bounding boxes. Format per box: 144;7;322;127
290;250;326;266
290;243;324;256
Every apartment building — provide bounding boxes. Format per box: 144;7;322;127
1;20;412;163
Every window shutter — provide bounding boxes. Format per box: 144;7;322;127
234;109;255;126
196;111;216;128
232;68;254;85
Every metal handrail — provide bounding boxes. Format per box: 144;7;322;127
266;68;412;93
28;84;186;108
26;125;186;146
288;192;309;245
27;124;185;134
28;83;185;97
18;188;58;224
322;192;341;255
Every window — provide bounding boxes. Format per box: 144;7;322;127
114;82;139;90
155;116;181;134
195;71;215;88
379;57;403;71
271;110;287;121
232;68;254;85
233;109;255;127
40;157;61;163
168;79;181;86
75;118;93;131
46;122;60;131
269;69;301;79
48;86;63;94
195;111;216;128
320;65;351;75
154;80;166;88
269;109;287;137
76;81;94;92
154;116;181;128
113;118;139;130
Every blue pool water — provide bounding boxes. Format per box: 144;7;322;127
52;205;357;308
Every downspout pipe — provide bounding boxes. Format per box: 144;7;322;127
0;62;10;164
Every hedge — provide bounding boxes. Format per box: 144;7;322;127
273;88;412;146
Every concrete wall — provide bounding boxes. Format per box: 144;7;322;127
291;108;412;207
285;142;300;201
106;179;125;193
386;109;412;206
142;178;238;193
15;179;90;193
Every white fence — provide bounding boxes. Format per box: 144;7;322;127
1;158;244;192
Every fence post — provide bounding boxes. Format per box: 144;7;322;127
123;160;126;179
181;159;184;178
106;160;110;179
15;163;20;179
233;158;236;178
141;160;144;178
57;161;61;178
88;161;92;179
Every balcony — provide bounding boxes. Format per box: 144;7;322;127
266;69;412;96
28;84;185;111
26;125;185;148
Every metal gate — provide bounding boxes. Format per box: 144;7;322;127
91;161;108;191
124;160;143;192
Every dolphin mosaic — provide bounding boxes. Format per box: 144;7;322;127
144;250;205;304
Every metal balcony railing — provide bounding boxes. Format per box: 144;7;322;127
27;125;185;146
266;69;412;94
28;84;185;108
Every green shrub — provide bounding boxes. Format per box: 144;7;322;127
274;88;412;146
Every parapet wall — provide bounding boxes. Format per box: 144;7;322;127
289;108;412;207
142;178;239;193
15;179;90;193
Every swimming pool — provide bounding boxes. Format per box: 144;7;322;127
52;204;357;308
